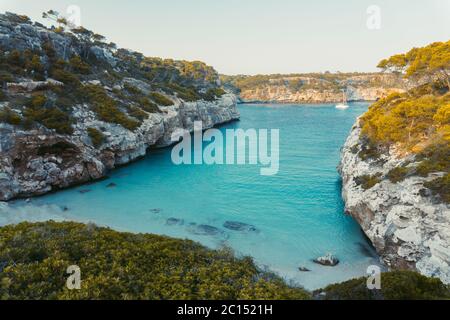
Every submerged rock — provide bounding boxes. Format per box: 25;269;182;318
188;224;221;236
313;253;340;267
223;221;258;232
166;218;184;226
79;189;91;194
150;208;162;214
298;266;311;272
106;182;117;188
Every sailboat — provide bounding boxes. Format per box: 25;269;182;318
335;90;349;110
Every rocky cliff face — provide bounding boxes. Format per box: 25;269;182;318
339;119;450;284
0;94;239;201
223;73;406;104
0;12;239;201
239;85;401;104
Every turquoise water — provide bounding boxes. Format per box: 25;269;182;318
1;102;382;289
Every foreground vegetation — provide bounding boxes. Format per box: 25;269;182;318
0;222;448;300
358;41;449;202
0;221;309;300
319;271;450;300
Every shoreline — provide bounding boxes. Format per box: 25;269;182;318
238;99;376;105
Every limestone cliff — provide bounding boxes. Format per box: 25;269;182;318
0;12;239;200
0;94;238;201
339;119;450;284
222;73;406;103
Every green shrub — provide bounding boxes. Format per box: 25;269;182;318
0;71;13;87
51;68;80;87
0;107;21;125
202;87;226;101
123;83;142;95
387;167;410;183
69;56;90;74
0;221;310;300
319;271;450;300
127;105;148;121
24;97;74;134
415;143;450;177
87;127;105;148
149;92;173;106
165;83;200;102
37;141;78;156
83;85;140;131
354;174;382;190
6;50;23;67
424;174;450;203
358;142;381;161
138;97;160;113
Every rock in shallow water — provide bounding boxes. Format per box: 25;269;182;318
313;253;340;266
223;221;258;232
188;224;221;236
298;266;311;272
166;218;184;226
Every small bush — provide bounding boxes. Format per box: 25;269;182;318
138;97;160;113
165;83;200;102
37;141;78;156
83;85;140;131
87;127;105;148
149;92;173;106
0;107;21;125
354;173;382;190
69;56;90;74
51;68;80;87
24;98;74;135
127;105;148;121
415;143;450;177
319;271;450;300
424;174;450;203
123;83;142;95
387;167;410;183
358;142;381;161
202;87;226;101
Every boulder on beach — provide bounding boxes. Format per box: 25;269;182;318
313;253;339;266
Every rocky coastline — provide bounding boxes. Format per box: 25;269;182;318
339;119;450;285
0;93;239;201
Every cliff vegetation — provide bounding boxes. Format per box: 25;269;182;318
359;41;450;202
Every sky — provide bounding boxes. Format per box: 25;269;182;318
1;0;449;75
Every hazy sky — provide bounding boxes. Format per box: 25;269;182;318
1;0;449;75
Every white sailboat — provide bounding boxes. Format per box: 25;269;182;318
335;90;349;110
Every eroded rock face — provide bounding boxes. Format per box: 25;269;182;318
236;74;407;104
0;94;239;201
338;119;450;284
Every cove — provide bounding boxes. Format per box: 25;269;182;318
1;102;383;290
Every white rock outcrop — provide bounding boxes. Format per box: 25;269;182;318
339;119;450;284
